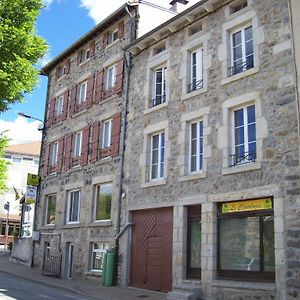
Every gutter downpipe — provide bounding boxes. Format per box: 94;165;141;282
31;72;49;267
115;4;136;282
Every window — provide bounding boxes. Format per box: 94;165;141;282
73;131;82;158
188;48;203;93
90;242;109;271
22;204;34;237
187;205;201;279
152;66;167;107
66;190;81;223
57;65;66;79
150;132;165;180
108;29;118;44
188;22;202;36
81;48;90;62
102;119;112;149
12;157;22;163
55;95;64;116
230;0;247;14
34;159;39;165
49;142;58;166
189;120;203;173
94;183;112;221
45;194;56;225
4;155;11;159
78;81;87;104
153;43;166;56
231;104;256;166
229;25;253;76
218;198;275;281
105;65;116;90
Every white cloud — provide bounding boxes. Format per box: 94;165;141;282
43;0;54;8
0;117;42;145
38;51;52;68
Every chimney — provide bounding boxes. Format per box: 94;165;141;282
169;0;189;13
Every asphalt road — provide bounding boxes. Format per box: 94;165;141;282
0;273;96;300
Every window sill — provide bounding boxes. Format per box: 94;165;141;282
141;179;166;188
100;93;118;104
63;223;80;229
89;220;112;227
71;107;88;119
144;102;168;115
178;172;207;182
40;225;56;230
95;156;112;165
78;58;91;67
181;86;207;101
85;270;102;277
56;74;66;82
45;172;58;179
221;67;259;86
105;39;119;49
212;279;275;291
222;161;261;175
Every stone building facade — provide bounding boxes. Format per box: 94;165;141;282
33;4;138;279
119;0;300;299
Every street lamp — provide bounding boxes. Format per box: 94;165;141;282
18;112;44;131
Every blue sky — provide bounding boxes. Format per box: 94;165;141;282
0;0;197;144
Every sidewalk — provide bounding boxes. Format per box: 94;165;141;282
0;252;166;300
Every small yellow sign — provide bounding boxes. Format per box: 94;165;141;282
27;173;40;187
222;198;272;213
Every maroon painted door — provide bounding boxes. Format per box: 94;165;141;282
130;207;173;292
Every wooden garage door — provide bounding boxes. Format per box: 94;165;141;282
130;207;173;292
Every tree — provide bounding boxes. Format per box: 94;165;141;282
0;134;9;193
0;0;48;112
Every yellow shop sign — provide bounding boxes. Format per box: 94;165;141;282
222;198;272;213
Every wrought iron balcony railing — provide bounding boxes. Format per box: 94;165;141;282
228;60;254;77
151;94;166;107
188;79;203;93
229;151;256;167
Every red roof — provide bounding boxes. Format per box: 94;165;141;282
6;141;41;157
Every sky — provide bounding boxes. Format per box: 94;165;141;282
0;0;198;144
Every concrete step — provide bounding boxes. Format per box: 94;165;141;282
167;290;198;300
167;281;202;300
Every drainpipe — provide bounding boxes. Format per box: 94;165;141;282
114;4;136;282
31;73;50;267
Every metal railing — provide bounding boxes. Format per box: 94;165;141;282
229;151;256;167
188;79;203;93
151;95;166;107
228;60;253;77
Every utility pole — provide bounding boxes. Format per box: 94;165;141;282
4;202;9;252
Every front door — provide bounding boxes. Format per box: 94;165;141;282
130;207;173;292
66;243;74;279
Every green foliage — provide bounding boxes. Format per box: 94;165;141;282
0;134;9;193
0;0;48;112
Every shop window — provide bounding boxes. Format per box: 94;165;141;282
187;205;201;279
217;198;275;281
94;183;112;221
90;242;109;272
229;24;253;76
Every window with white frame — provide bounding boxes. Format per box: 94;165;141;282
108;29;118;44
105;65;116;90
94;183;112;221
73;131;82;158
188;48;203;93
66;189;81;223
21;204;34;237
150;132;165;180
58;65;67;78
45;194;56;225
55;95;64;116
152;66;167;107
50;142;58;166
81;48;90;62
78;81;87;104
90;242;109;271
231;104;256;166
189;120;204;173
102;119;112;148
229;24;253;76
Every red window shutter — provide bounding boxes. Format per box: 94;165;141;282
85;75;95;108
77;50;82;65
80;126;90;166
56;137;64;173
90;122;100;162
64;133;73;171
95;69;104;103
62;90;69;121
115;58;124;94
43;143;50;177
90;41;96;57
111;112;121;157
46;98;55;127
118;21;124;39
65;59;71;74
102;32;109;48
69;85;77;116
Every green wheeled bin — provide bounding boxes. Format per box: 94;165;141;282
102;252;108;285
104;250;116;286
